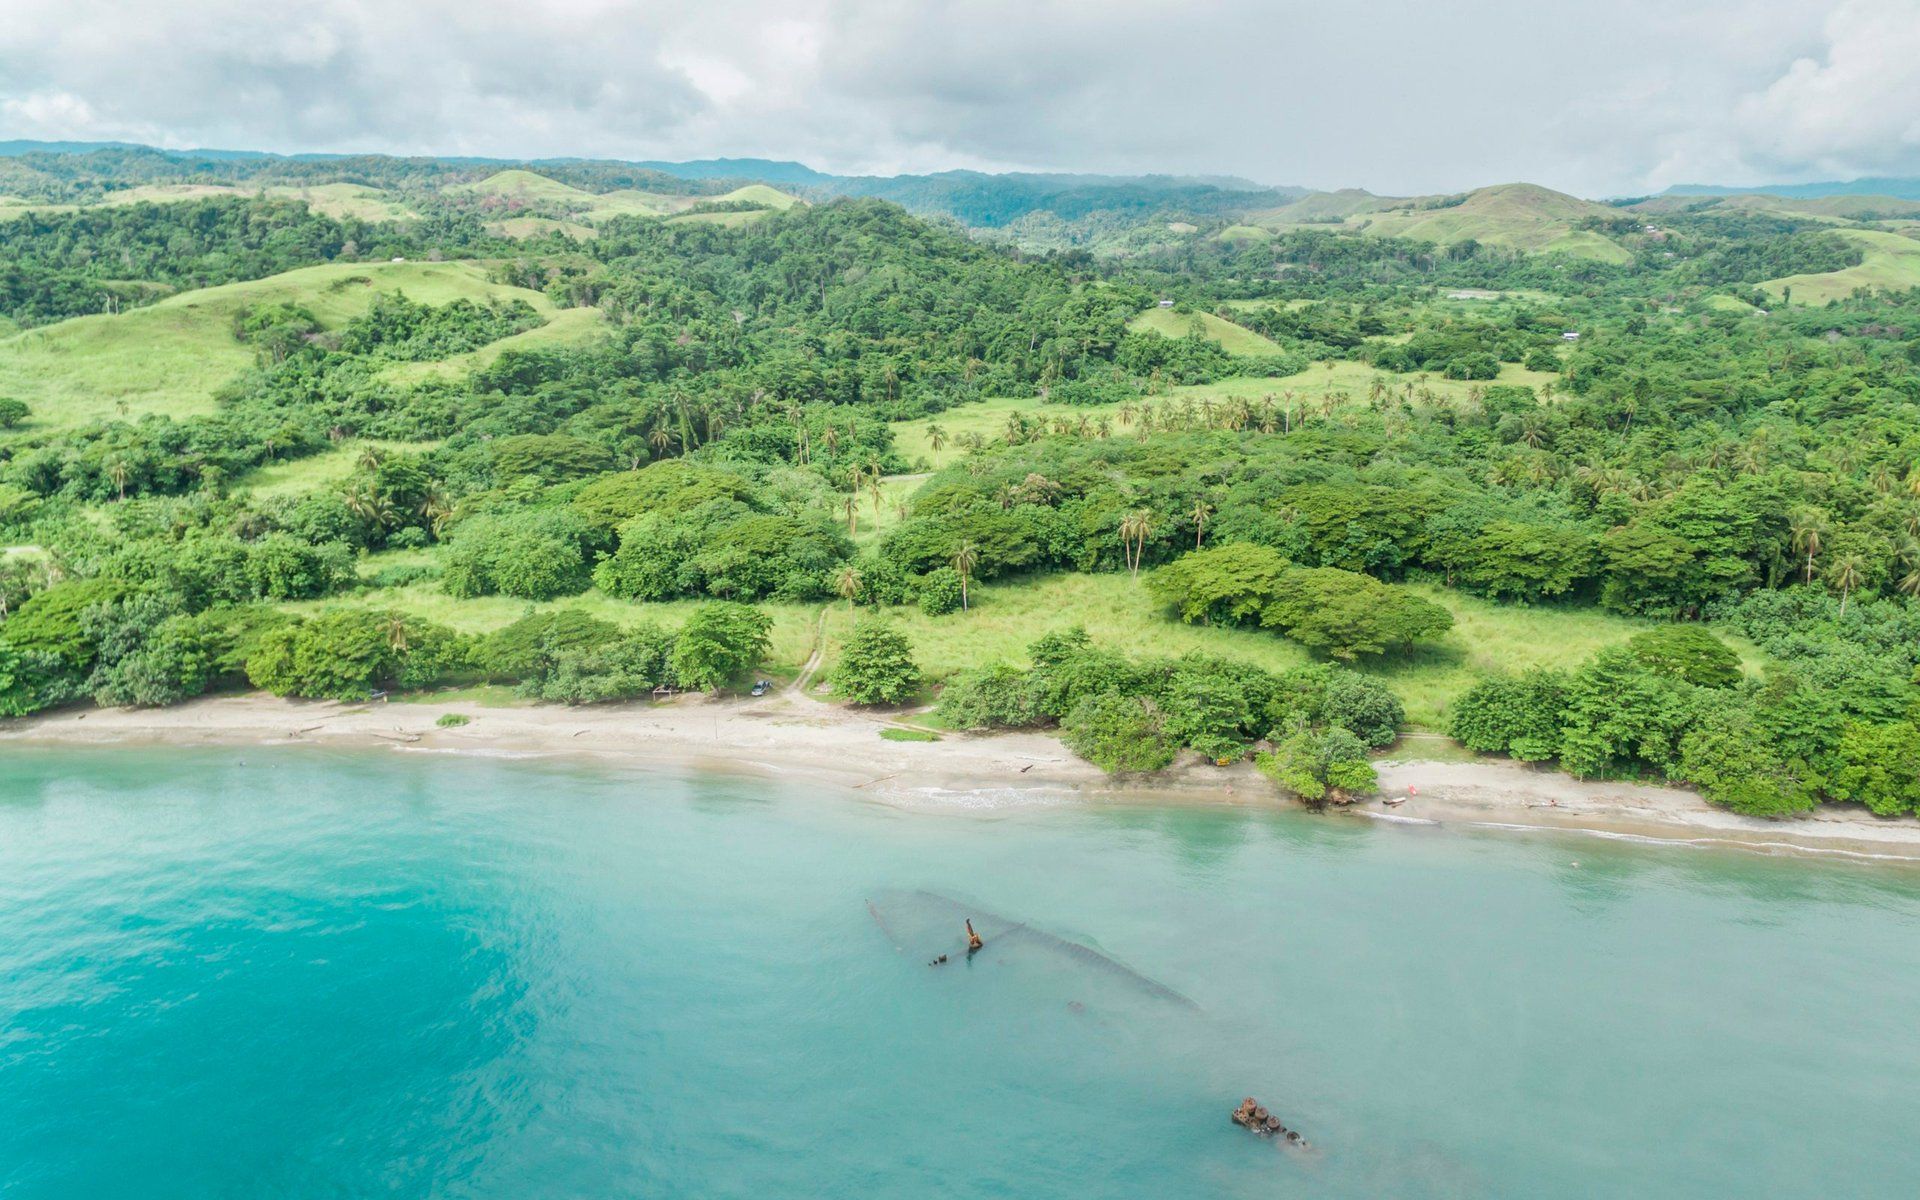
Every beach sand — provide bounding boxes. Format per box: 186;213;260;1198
7;688;1920;860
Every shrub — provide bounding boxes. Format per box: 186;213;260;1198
1260;568;1453;659
917;567;964;615
245;610;466;701
1256;725;1378;804
1448;669;1567;761
444;510;595;600
246;534;355;600
834;618;921;705
1676;704;1816;817
936;664;1040;729
1148;543;1292;625
1317;670;1404;749
524;625;676;703
482;609;623;679
0;398;29;429
1628;625;1743;688
436;713;471;728
1060;692;1175;773
669;602;772;692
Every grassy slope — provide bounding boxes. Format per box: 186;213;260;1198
1126;308;1285;355
379;306;608;386
455;171;801;233
0;260;569;433
1250;188;1403;226
0;182;416;223
233;438;445;497
1348;184;1633;264
1760;229;1920;303
892;361;1559;470
321;554;1758;731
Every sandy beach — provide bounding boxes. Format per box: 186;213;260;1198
7;687;1920;860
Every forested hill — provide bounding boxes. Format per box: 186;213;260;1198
8;168;1920;819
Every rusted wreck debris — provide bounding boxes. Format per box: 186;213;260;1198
1231;1097;1309;1149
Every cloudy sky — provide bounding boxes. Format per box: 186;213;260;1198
2;0;1916;196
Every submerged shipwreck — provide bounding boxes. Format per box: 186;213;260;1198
865;888;1199;1010
1232;1097;1309;1149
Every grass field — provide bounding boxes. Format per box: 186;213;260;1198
284;580;826;682
797;571;1759;731
486;216;598;240
1338;184;1634;264
891;360;1560;469
379;305;609;385
1760;229;1920;303
0;182;417;224
453;171;800;233
234;438;444;497
0;260;576;433
1126;307;1285;355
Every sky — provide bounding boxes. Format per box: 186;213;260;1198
2;0;1917;197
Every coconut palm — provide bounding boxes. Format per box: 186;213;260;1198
106;456;130;502
1120;509;1154;577
842;494;859;536
1898;542;1920;598
1826;553;1867;616
926;423;948;455
1788;510;1828;585
952;541;979;610
833;565;863;610
1190;498;1213;549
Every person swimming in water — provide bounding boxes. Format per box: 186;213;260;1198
965;919;983;956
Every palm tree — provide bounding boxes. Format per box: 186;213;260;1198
952;541;979;610
1190;498;1213;549
833;564;862;610
1120;509;1154;578
357;445;385;474
106;456;129;502
926;423;948;455
842;494;859;536
1826;553;1867;616
1898;542;1920;598
1788;510;1827;585
383;616;411;654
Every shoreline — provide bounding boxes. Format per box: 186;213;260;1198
7;690;1920;862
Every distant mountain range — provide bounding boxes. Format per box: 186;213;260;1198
0;139;1296;227
1662;177;1920;202
12;138;1920;262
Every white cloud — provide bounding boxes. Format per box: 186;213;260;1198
1731;0;1920;178
0;0;1915;194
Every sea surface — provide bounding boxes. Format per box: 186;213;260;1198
2;746;1918;1198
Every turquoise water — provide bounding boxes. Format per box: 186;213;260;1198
3;748;1918;1197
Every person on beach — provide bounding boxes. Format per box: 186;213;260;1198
965;920;984;956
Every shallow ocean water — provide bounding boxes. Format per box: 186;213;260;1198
2;746;1917;1198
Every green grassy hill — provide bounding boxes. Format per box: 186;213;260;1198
1126;308;1285;355
1760;229;1920;303
1633;193;1920;224
452;171;801;234
0;261;575;432
1350;183;1633;263
1250;188;1403;226
0;181;416;224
